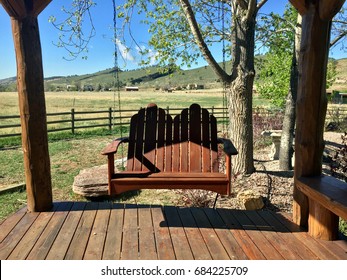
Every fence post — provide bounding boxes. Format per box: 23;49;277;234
71;108;75;134
166;106;170;115
108;107;112;131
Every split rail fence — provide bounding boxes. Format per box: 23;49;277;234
1;106;345;139
0;106;231;138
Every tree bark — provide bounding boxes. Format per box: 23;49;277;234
278;15;302;171
228;2;257;175
12;16;53;212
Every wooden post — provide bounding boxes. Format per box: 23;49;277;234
293;2;332;227
10;13;52;212
71;108;75;134
108;107;112;131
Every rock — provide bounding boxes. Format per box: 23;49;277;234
237;190;264;210
73;164;111;197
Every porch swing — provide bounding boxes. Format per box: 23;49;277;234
101;0;238;196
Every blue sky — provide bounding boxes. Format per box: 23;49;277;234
0;0;345;80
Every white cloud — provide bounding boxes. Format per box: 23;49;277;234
116;39;135;62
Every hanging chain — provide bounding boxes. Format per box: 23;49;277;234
221;0;228;136
112;0;125;167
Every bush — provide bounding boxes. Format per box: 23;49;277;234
330;132;347;182
253;108;284;148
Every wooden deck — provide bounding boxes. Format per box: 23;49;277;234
0;201;346;260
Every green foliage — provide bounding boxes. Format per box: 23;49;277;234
256;52;292;108
116;0;231;69
327;59;337;89
256;5;297;108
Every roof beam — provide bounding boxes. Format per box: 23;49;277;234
319;0;346;21
289;0;308;15
0;0;52;19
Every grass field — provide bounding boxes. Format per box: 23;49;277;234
0;89;272;115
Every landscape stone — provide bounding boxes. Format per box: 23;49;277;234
73;164;111;197
237;190;264;210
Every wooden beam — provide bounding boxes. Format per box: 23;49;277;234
293;2;331;227
11;15;53;212
0;0;52;18
289;0;308;15
319;0;345;21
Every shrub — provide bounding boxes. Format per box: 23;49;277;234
330;132;347;182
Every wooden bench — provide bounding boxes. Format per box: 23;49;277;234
101;103;238;196
296;175;347;240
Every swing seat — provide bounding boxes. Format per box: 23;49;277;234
101;103;238;196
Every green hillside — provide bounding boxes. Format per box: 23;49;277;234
1;57;346;92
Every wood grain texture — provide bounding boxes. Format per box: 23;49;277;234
11;15;52;212
1;203;346;260
293;2;331;227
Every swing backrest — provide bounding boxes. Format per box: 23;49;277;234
126;103;219;173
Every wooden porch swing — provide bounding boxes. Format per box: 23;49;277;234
102;1;236;197
101;103;238;196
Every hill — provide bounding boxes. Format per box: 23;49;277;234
1;58;347;92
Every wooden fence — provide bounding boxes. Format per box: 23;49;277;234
0;106;230;138
2;106;345;139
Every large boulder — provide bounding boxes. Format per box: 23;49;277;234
73;165;110;197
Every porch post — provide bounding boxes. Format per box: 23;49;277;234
0;0;53;212
292;0;344;227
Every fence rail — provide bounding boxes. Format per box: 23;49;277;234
0;106;231;138
1;106;345;139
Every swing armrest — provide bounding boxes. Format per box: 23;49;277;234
217;138;238;156
101;137;129;155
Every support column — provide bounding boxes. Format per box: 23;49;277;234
11;15;53;212
293;3;331;227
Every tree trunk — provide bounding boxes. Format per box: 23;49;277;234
279;15;302;171
228;3;256;175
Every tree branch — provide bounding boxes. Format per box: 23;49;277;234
256;0;268;12
179;0;230;81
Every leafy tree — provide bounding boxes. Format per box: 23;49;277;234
256;6;297;109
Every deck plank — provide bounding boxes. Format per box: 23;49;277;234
1;202;346;260
217;208;266;260
84;202;111;260
190;208;229;259
64;202;98;260
244;210;300;260
151;205;176;260
138;206;158;260
0;211;39;259
164;206;194;260
26;202;73;260
102;204;124;260
121;205;139;260
204;208;248;260
231;210;284;260
177;207;212;260
275;212;340;260
257;211;318;260
0;206;27;243
8;204;60;260
46;202;86;260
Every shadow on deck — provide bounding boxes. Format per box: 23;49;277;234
0;201;346;260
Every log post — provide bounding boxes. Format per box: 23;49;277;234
11;14;52;212
293;2;332;227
